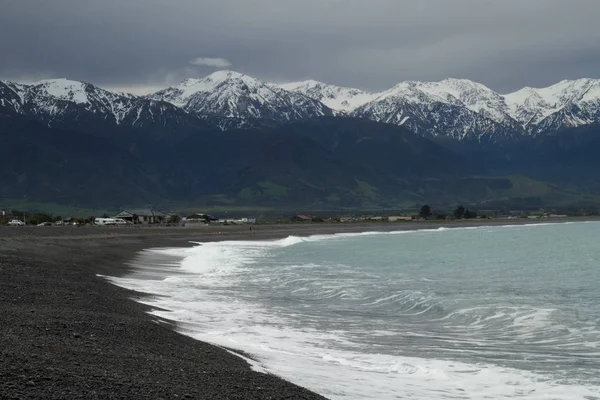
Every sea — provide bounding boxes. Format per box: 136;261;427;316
107;221;600;399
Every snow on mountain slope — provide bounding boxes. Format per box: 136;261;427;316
284;77;524;140
22;78;138;124
0;78;202;131
0;80;26;114
282;78;516;122
279;80;377;113
284;76;600;139
3;71;600;141
150;71;334;125
32;78;94;104
504;79;600;133
148;78;212;108
351;80;521;141
413;79;518;127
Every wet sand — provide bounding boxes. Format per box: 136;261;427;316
0;219;591;399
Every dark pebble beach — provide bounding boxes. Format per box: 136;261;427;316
0;225;332;400
0;219;590;399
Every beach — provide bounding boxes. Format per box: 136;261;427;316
0;219;591;399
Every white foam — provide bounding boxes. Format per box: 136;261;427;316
105;273;600;399
105;220;600;399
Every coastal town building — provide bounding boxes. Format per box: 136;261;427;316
388;216;413;222
114;209;166;224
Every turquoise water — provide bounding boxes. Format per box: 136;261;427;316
112;222;600;399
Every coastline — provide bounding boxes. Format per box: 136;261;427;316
0;218;594;399
0;228;329;399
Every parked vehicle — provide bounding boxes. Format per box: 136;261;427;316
37;222;52;226
8;220;25;226
94;218;117;226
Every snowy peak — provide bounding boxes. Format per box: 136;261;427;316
151;70;271;108
151;70;334;124
21;78;143;124
29;78;93;104
280;80;376;113
381;79;506;111
153;70;264;107
286;77;519;136
3;72;600;141
544;79;600;103
349;77;600;139
505;79;600;108
418;79;517;127
27;78;136;103
348;78;521;141
421;78;504;107
202;70;257;86
0;78;199;130
504;78;600;132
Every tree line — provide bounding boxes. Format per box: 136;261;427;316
419;204;479;220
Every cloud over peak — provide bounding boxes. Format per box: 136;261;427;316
189;57;233;68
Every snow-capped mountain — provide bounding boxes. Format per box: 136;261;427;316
150;71;334;127
504;79;600;134
407;79;517;127
282;78;525;140
279;80;376;114
0;78;203;131
21;78;136;125
2;71;600;142
287;77;600;141
349;80;521;141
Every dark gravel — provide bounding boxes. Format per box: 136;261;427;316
0;229;329;400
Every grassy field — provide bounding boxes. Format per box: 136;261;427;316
0;199;109;218
3;174;599;220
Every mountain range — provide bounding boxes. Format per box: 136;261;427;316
3;71;600;141
2;70;600;212
284;77;600;142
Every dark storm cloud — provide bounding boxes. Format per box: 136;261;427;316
1;0;599;93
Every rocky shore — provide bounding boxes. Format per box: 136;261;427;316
0;227;329;399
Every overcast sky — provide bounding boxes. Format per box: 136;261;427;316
2;0;599;94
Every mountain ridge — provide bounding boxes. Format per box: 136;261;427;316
2;72;600;142
148;70;335;128
283;76;600;140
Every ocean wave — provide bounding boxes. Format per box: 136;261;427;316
103;219;600;399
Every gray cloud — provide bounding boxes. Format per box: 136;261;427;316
189;57;233;68
1;0;599;94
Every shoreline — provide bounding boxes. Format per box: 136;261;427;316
0;229;329;399
1;216;595;242
0;218;594;399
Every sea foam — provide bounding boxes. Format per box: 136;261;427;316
106;221;600;399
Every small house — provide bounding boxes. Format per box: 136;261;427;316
114;209;166;224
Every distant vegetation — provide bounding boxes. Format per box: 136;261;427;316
2;113;600;212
